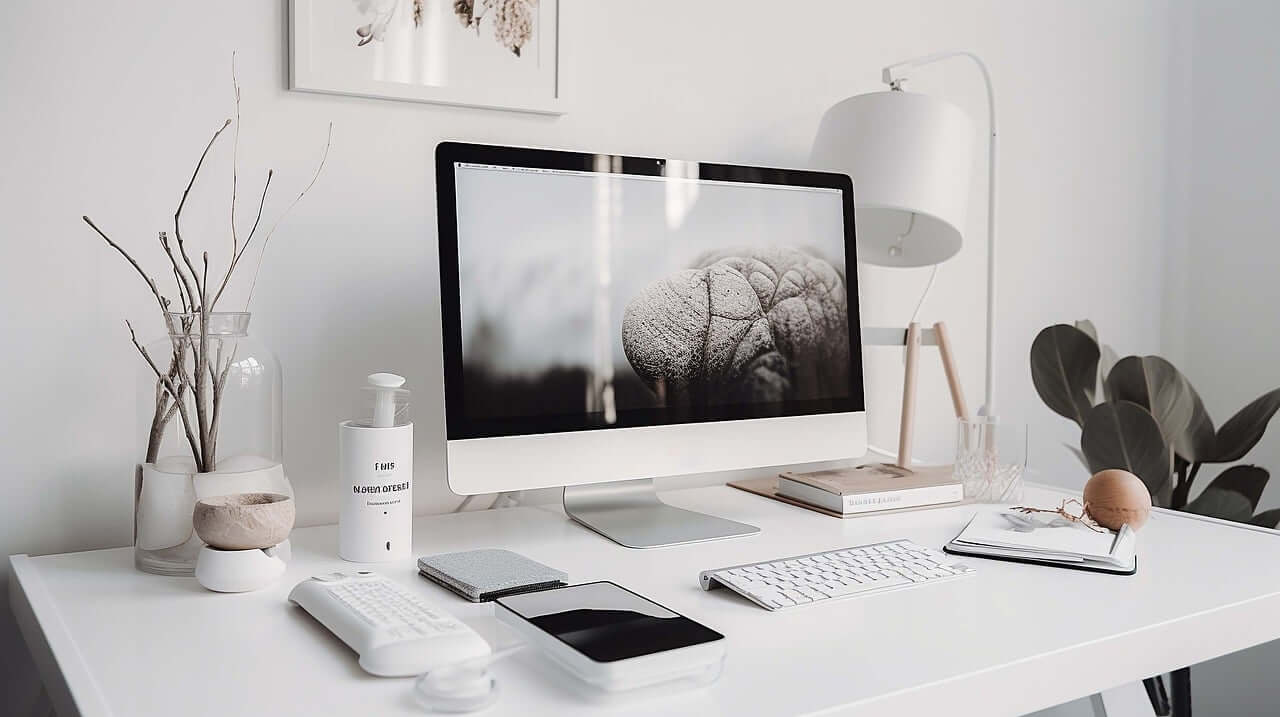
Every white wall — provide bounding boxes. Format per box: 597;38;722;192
0;1;1177;712
1165;1;1280;714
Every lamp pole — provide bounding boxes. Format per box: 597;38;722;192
881;51;998;417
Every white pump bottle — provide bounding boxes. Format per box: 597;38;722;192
339;373;413;562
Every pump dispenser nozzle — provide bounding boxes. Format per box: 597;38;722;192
368;373;406;428
356;373;409;429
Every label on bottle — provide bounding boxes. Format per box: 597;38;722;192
338;422;413;562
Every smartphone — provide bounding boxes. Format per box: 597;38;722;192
494;581;726;691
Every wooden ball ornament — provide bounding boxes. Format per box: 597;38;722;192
1083;469;1152;531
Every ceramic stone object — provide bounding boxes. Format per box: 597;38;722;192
1084;469;1152;531
193;493;295;550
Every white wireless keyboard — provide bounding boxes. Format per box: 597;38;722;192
289;571;491;676
700;539;976;610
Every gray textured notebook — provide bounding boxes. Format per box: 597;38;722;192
417;549;568;602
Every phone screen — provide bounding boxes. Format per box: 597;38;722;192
497;581;723;663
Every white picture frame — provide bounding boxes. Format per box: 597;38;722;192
289;0;562;115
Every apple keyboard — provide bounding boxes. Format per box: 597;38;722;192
699;539;975;610
289;571;491;676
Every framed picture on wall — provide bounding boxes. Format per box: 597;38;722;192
290;0;562;115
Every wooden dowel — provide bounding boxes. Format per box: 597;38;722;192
897;322;921;469
933;321;969;420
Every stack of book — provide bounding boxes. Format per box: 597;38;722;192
776;464;964;516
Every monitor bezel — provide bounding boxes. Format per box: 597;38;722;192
435;141;864;441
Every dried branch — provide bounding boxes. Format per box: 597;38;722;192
192;255;212;472
208;335;222;387
207;344;237;468
206;339;222;466
245;123;333;308
159;232;199;311
156;393;182;444
231;52;241;259
171;264;190;314
146;372;170;463
99;55;330;475
176;234;204;304
211;169;272;308
1011;499;1107;533
82;216;170;314
128;320;202;466
145;344;187;464
173;117;233;303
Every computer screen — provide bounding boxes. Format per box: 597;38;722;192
436;143;863;441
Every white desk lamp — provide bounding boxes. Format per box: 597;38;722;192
811;50;997;466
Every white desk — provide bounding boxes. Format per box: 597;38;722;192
11;483;1280;717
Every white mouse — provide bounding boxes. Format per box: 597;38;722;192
414;663;499;713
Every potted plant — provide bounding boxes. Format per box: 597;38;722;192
1030;319;1280;716
84;58;331;574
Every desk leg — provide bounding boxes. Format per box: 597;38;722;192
1090;682;1158;717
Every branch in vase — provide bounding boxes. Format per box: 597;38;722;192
81;216;171;314
144;341;187;463
231;52;241;260
159;232;200;314
207;344;237;470
244;123;333;308
212;169;272;308
146;381;167;464
128;320;202;467
192;257;213;472
175;234;204;305
172;118;232;312
146;380;186;464
206;341;223;461
174;329;203;463
170;262;190;314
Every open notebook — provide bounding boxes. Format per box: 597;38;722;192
944;510;1138;575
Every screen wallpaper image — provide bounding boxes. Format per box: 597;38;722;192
454;163;852;430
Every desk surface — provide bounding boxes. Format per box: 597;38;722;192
12;484;1280;717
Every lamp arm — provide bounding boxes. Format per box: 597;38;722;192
881;51;998;416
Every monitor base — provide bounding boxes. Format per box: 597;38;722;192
563;479;760;549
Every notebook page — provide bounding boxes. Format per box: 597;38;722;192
953;510;1126;561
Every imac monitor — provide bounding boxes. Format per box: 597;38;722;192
436;142;865;547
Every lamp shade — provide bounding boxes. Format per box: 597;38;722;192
811;91;976;267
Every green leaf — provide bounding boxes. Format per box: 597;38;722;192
1202;465;1269;511
1074;318;1118;404
1105;356;1208;463
1031;325;1099;426
1184;488;1254;523
1249;509;1280;528
1183;390;1217;464
1098;343;1120;403
1213;388;1280;462
1081;401;1172;502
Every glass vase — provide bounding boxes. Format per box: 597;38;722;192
954;417;1027;503
134;312;292;575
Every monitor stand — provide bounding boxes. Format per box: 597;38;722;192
563;478;760;549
